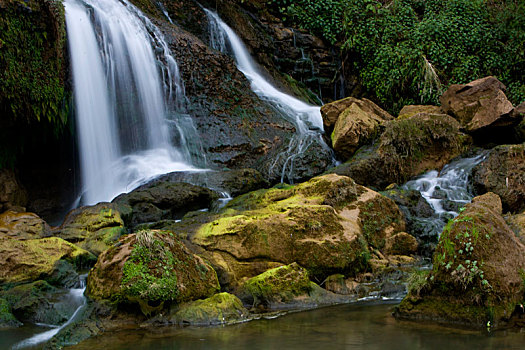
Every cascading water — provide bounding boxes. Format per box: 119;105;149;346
12;275;88;349
402;152;487;241
65;0;199;205
204;9;333;182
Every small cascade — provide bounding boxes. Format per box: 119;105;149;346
402;153;487;238
65;0;199;205
204;9;333;183
12;275;87;349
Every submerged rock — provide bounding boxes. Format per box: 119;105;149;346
395;193;525;328
192;174;405;288
472;143;525;213
0;236;95;285
86;230;219;315
331;113;470;189
56;203;126;256
0;210;51;240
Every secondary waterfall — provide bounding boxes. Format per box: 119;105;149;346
204;9;332;182
65;0;197;205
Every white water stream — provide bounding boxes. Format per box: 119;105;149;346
204;9;332;182
65;0;197;205
12;276;87;349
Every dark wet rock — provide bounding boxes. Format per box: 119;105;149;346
1;280;67;325
0;297;21;328
472;143;525;213
505;210;525;245
55;203;126;256
330;113;471;190
0;210;51;240
395;192;525;329
86;230;219;316
148;168;269;198
113;182;219;228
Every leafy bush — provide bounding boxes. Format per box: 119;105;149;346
270;0;524;114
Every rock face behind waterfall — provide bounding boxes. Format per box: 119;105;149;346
395;193;525;328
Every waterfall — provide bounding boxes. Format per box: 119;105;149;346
204;9;332;182
65;0;197;205
402;153;487;238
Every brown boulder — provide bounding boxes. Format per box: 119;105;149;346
472;143;525;213
395;192;525;328
0;211;50;240
440;76;516;133
321;97;393;136
330;103;387;160
384;232;418;256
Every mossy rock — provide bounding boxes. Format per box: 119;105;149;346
56;203;127;256
0;297;21;328
86;230;220;315
395;193;525;328
237;263;311;307
331;113;471;189
0;237;96;285
0;210;51;240
164;292;249;326
192;174;404;286
1;280;67;325
397;105;443;119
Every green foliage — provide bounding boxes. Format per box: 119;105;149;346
121;230;180;304
0;0;69;168
407;269;429;296
271;0;524;114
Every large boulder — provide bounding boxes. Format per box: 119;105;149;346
321;97;393;137
395;193;525;328
0;237;95;285
113;181;218;228
0;210;50;240
440;76;517;135
0;169;27;213
55;203;126;256
191;174;405;288
86;230;220;315
331;113;470;189
472;143;525;213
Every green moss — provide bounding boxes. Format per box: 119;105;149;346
241;263;312;306
0;297;20;327
0;0;69;167
121;231;180;307
171;293;248;325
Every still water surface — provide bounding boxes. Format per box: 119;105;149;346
65;301;524;350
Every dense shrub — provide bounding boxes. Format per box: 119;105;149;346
270;0;525;114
